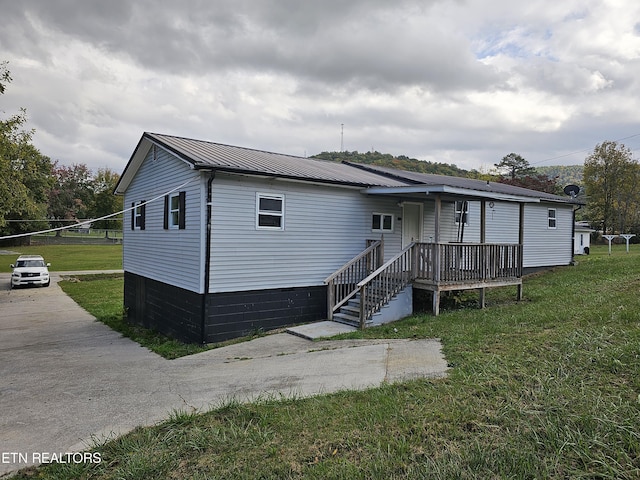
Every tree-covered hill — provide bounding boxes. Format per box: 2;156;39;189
312;151;483;178
535;165;584;188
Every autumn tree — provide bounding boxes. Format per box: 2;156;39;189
0;61;54;241
583;141;640;234
47;163;94;232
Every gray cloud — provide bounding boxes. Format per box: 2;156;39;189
2;0;640;174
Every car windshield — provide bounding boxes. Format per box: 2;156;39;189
16;260;45;268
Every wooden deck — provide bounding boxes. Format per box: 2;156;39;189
326;241;524;326
413;242;523;315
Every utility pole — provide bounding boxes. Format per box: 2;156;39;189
340;123;344;152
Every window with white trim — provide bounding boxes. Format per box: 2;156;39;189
164;192;185;230
548;208;557;229
256;193;284;230
455;201;469;225
132;201;145;230
372;213;393;232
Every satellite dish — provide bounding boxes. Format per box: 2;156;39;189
563;184;580;197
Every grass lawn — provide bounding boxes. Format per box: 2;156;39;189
0;244;122;273
12;245;640;479
58;274;215;359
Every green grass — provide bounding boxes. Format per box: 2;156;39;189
58;274;266;359
58;274;213;359
13;245;640;479
0;244;122;272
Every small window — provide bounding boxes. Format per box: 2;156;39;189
372;213;393;232
256;193;284;230
132;201;145;230
164;192;186;230
548;208;557;229
455;201;469;225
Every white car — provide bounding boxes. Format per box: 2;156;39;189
10;255;51;288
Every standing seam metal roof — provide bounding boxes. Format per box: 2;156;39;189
146;133;408;187
346;162;575;203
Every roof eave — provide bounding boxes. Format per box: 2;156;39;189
193;164;388;188
363;185;542;203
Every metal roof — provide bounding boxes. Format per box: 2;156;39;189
115;133;580;206
144;133;407;187
347;162;578;204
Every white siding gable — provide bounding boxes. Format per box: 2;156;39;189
123;146;205;292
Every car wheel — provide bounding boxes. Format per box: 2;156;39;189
44;280;50;287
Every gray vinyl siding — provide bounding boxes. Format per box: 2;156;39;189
422;201;482;243
420;199;572;267
485;202;520;243
522;203;573;267
208;174;402;293
122;147;204;293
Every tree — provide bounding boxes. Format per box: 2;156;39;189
90;168;123;231
0;62;54;241
48;163;94;224
495;153;536;180
496;173;560;195
494;153;559;194
583;141;640;235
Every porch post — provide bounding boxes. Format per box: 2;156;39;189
434;194;441;243
480;200;486;243
479;200;486;305
517;203;525;301
432;289;440;316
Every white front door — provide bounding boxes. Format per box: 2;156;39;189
402;202;423;247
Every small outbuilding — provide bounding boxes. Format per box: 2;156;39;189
574;222;595;255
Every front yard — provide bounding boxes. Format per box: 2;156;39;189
13;245;640;479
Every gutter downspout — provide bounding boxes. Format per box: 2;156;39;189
201;171;215;344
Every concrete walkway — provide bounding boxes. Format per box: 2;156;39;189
0;271;447;476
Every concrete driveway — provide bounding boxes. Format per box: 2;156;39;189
0;271;447;476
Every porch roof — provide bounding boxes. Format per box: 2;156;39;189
362;184;542;203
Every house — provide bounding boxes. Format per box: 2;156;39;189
574;222;595;255
115;133;581;343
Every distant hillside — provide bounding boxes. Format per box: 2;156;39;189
535;165;584;188
312;151;482;178
311;152;585;193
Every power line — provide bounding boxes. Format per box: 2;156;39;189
529;133;640;166
0;178;195;240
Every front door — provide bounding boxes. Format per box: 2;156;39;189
402;202;423;247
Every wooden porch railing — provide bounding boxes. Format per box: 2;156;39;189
326;241;523;327
357;242;415;328
324;239;383;320
415;242;523;283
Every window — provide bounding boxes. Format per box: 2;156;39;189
164;192;186;230
131;201;145;230
455;201;469;225
256;193;284;230
548;208;557;229
372;213;393;232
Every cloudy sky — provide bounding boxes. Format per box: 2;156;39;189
2;0;640;174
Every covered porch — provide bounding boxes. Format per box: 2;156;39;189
326;185;532;327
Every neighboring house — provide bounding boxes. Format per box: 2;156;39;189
115;133;582;343
574;222;595;255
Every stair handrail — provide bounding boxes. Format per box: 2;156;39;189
357;242;416;328
324;239;383;320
